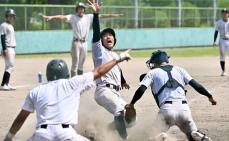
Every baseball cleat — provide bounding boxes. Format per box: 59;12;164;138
7;84;16;90
191;131;212;141
0;85;11;91
220;71;227;76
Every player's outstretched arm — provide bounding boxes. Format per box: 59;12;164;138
100;13;124;18
189;79;217;105
43;15;67;21
4;110;31;141
93;49;131;80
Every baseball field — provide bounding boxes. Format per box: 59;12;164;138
0;47;229;141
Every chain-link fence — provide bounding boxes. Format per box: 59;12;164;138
0;4;224;31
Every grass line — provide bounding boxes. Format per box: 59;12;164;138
16;47;220;58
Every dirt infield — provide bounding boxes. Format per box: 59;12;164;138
0;56;229;141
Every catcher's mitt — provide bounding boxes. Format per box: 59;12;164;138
125;104;136;124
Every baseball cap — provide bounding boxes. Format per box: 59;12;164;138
76;2;86;8
221;8;229;13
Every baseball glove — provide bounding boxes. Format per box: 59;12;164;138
125;104;136;124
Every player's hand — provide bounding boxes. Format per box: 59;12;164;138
86;0;100;13
208;97;217;105
117;49;132;62
1;49;8;58
43;15;52;21
4;132;14;141
122;83;130;90
213;42;217;47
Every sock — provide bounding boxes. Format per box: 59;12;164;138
220;61;225;72
1;71;10;86
114;111;128;140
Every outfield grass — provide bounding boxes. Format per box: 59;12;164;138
16;47;219;58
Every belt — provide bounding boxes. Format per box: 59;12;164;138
73;38;86;42
40;124;70;129
164;100;187;104
105;83;121;91
222;38;229;40
6;46;15;48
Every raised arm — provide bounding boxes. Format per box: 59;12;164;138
43;15;68;21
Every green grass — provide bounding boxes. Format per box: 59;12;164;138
129;47;219;58
16;47;219;58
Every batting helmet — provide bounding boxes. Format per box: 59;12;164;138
101;28;117;46
5;9;16;17
146;50;170;69
46;59;70;81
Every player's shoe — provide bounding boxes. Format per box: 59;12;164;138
191;131;212;141
7;84;16;90
221;71;227;76
0;85;11;91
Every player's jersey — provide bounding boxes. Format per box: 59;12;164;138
140;66;192;106
66;14;93;41
92;40;121;87
215;19;229;39
22;72;94;127
0;22;16;47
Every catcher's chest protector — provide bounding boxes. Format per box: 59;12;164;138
154;65;185;107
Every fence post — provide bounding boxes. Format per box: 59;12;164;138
24;7;27;30
213;0;217;25
176;0;181;27
134;0;139;28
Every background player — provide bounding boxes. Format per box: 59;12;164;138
0;9;16;91
88;1;131;140
4;53;131;141
213;8;229;76
43;2;123;76
126;50;217;141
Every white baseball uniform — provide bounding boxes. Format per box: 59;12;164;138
140;66;198;140
22;72;94;141
66;14;93;76
92;41;126;116
0;22;16;74
215;19;229;61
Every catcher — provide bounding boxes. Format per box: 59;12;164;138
126;50;217;141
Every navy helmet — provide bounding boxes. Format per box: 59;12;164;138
146;50;170;69
46;59;70;81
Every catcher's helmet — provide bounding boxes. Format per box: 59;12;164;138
101;28;117;46
5;9;16;17
146;50;170;69
46;59;70;81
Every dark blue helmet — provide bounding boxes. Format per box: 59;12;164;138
146;50;170;69
101;28;117;46
46;59;70;81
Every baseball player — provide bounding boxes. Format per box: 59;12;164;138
126;50;217;141
4;53;131;141
88;1;131;140
213;8;229;76
0;9;16;91
43;2;123;77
